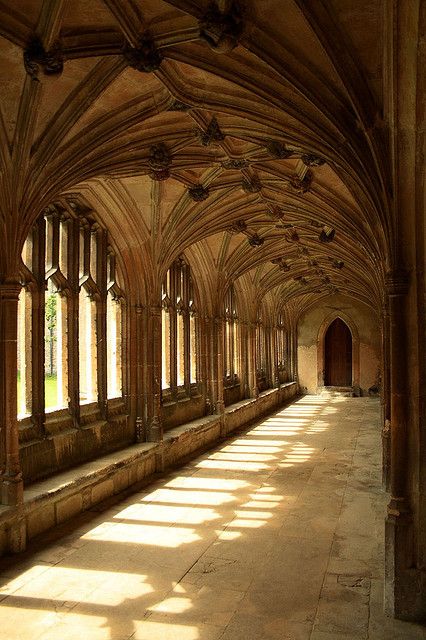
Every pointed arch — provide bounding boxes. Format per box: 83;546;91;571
317;311;360;392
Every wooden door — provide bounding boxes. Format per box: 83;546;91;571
324;318;352;386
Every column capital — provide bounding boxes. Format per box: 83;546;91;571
385;270;410;296
0;281;22;299
149;304;162;317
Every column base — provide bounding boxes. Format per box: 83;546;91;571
147;415;162;442
385;506;426;621
1;473;24;506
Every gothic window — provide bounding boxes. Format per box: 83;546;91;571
161;258;198;397
224;286;240;383
18;201;124;424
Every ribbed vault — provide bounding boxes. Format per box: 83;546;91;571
0;0;390;321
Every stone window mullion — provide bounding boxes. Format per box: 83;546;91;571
96;228;108;417
67;215;81;425
32;218;47;436
170;264;178;397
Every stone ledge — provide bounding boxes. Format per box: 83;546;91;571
0;382;298;557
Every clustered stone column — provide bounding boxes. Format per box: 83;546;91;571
381;301;391;490
213;315;225;415
271;326;280;388
384;270;413;617
147;304;163;442
0;281;24;505
247;321;258;398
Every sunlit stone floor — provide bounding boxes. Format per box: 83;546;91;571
0;397;425;640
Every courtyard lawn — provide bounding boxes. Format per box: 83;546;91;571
17;373;58;412
44;375;58;408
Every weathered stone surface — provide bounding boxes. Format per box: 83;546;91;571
27;504;55;538
0;398;423;639
55;494;83;524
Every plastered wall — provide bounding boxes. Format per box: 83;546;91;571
297;295;380;395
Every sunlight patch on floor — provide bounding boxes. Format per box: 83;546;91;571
82;522;200;547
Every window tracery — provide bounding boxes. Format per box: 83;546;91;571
18;201;124;424
161;258;198;398
223;286;240;383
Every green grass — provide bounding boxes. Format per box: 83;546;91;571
44;375;58;408
17;372;58;411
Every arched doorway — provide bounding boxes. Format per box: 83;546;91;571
324;318;352;386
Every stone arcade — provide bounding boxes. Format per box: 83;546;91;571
0;0;424;630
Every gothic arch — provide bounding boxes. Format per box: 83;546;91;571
317;311;360;392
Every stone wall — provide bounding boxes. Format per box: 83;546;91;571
297;295;380;395
0;383;297;558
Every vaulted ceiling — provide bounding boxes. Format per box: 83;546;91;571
0;0;391;316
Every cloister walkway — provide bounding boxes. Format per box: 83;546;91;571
0;397;424;640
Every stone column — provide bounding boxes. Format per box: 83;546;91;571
271;326;280;388
247;322;258;398
384;271;413;617
381;302;391;490
214;315;225;415
288;320;298;383
146;304;163;442
203;315;214;414
0;281;24;505
135;304;145;442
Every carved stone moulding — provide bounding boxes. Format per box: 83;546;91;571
330;258;344;269
148;142;172;181
266;140;294;160
285;229;300;243
199;0;243;54
123;32;162;72
221;158;249;169
319;227;335;243
229;219;247;233
289;171;313;194
248;233;264;247
150;169;170;181
188;185;210;201
301;154;326;167
197;116;225;146
271;257;290;271
168;100;192;112
297;245;309;256
268;205;284;220
242;177;262;193
24;36;63;80
385;270;410;296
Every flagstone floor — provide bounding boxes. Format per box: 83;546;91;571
0;396;424;640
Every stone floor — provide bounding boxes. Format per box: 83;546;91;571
0;396;425;640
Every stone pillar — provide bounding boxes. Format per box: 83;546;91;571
214;315;225;415
203;315;214;414
0;281;24;505
381;302;391;490
135;304;145;442
247;322;258;398
288;320;298;383
271;326;280;388
146;305;163;442
384;271;413;618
